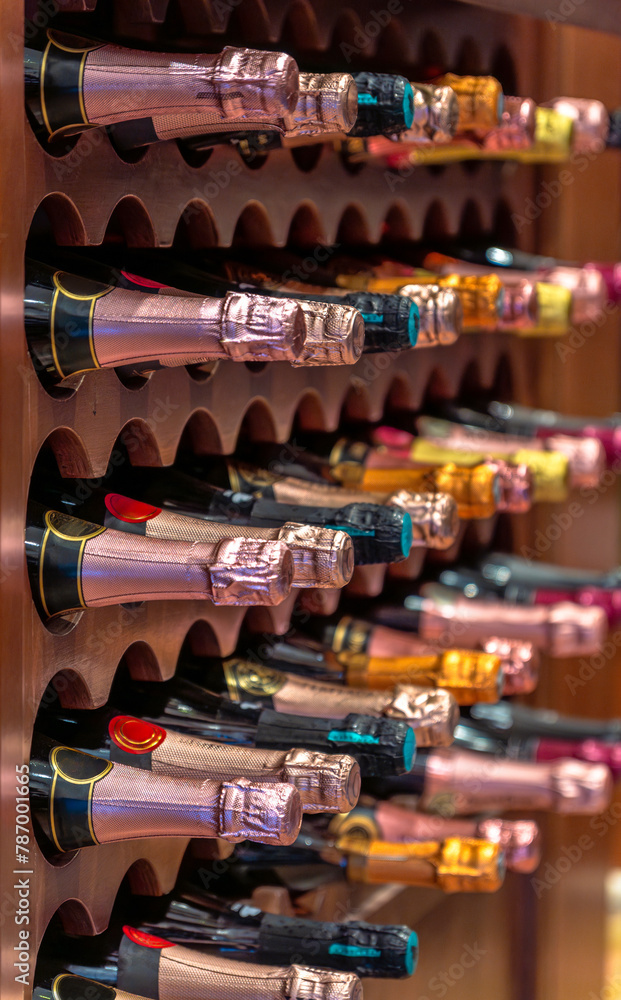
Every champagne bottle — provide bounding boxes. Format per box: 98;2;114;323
25;503;294;620
282;615;539;697
360;582;607;657
36;690;361;814
127;883;418;978
25;35;300;142
216;827;506;893
429;397;621;465
42;927;364;1000
30;732;303;854
34;974;152;1000
325;801;541;874
31;459;354;591
471;700;621;754
244;630;503;705
364;746;612;815
25;259;309;388
228;435;528;519
98;459;414;566
453;714;621;780
180;653;457;748
100;670;417;778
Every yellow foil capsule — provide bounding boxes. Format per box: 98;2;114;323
435;74;504;135
338;648;503;704
341;834;505;892
436;273;504;331
513;107;574;163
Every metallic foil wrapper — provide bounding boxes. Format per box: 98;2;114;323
407;84;459;143
291;300;365;366
435;73;504;136
419;748;612;816
340;648;502;705
545;265;607;326
509;449;569;503
148;735;359;814
343;834;504;892
483;459;533;513
91;766;302;844
271;675;457;746
398;284;462;346
476;818;542;875
533;281;572;335
499;276;538;330
93;290;306;366
144;514;353;590
388;490;460;550
83;45;299;130
544;434;605;488
437;273;504;332
542;96;609;154
290;72;358;136
47;976;150;1000
156;948;363;1000
481;95;536;151
419;588;607;657
432;462;501;520
481;637;539;696
80;531;292;607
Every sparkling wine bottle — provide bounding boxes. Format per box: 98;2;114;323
32;458;354;592
25;503;294;620
36;689;361;815
364;746;612;815
34;974;152;1000
128;883;418;978
287;614;539;697
41;926;364;1000
180;652;457;748
29;732;303;855
244;629;503;705
326;800;541;873
25;35;299;142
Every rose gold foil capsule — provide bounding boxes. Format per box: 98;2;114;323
208;538;293;606
546;434;606;488
282;749;361;814
218;778;303;844
398;284;462;346
542;96;609;154
498;276;538;330
277;523;354;589
388;491;460;550
386;685;459;747
291;72;358;135
476;817;542;874
545;603;607;658
501;96;537;139
219;293;307;361
548;759;612;814
481;638;540;696
291;301;365;366
482;459;533;513
544;265;608;325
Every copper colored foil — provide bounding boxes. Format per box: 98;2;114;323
291;301;365;366
478;459;532;514
90;766;302;844
83;45;299;129
289;72;358;136
419;748;613;815
388;491;460;549
272;675;457;747
418;589;607;657
156;948;363;1000
145;513;353;590
481;96;536;151
398;284;462;346
407;84;459;143
80;531;293;608
481;637;540;696
367;801;541;874
92;290;306;367
150;737;359;814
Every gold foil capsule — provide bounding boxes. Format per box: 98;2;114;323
435;73;504;135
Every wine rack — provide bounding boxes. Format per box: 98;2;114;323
2;3;621;1000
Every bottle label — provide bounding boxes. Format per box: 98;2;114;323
330;616;372;655
38;35;102;138
222;658;286;704
48;746;112;852
48;270;113;378
46;975;117;1000
108;716;167;769
38;510;106;618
